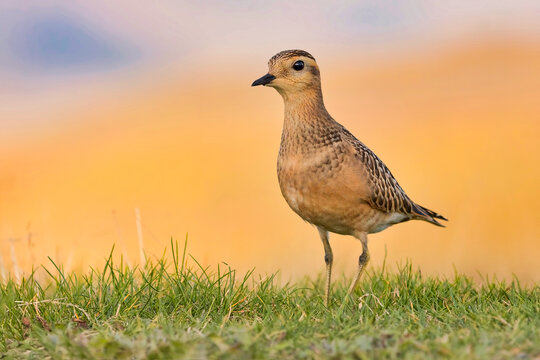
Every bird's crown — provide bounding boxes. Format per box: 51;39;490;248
268;50;316;66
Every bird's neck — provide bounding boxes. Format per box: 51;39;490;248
281;88;333;130
279;88;341;156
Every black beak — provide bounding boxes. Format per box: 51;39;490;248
251;73;276;87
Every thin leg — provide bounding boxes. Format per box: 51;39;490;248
317;227;332;307
348;232;370;296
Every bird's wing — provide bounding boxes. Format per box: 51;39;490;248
339;126;446;226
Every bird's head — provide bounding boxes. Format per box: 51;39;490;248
252;50;321;100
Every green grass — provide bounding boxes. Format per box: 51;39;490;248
1;240;538;359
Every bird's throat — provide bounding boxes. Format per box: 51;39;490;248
282;88;328;122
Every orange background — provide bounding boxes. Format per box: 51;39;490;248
1;2;539;283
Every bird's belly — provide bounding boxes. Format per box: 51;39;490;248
279;174;408;235
277;149;409;235
278;174;363;235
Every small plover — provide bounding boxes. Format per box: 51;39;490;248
252;50;447;306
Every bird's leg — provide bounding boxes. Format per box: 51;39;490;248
348;232;370;296
317;227;332;307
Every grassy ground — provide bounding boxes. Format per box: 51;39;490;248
1;241;538;359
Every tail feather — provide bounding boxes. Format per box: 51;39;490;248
411;203;448;227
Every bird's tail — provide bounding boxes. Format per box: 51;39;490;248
411;203;448;227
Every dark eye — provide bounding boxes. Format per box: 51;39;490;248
292;60;304;71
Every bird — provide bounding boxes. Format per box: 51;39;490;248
251;50;447;306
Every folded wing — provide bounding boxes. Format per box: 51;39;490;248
340;126;447;227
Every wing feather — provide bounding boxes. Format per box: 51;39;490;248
339;126;446;226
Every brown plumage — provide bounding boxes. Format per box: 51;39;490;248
252;50;447;306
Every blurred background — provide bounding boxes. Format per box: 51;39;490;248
1;1;539;283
